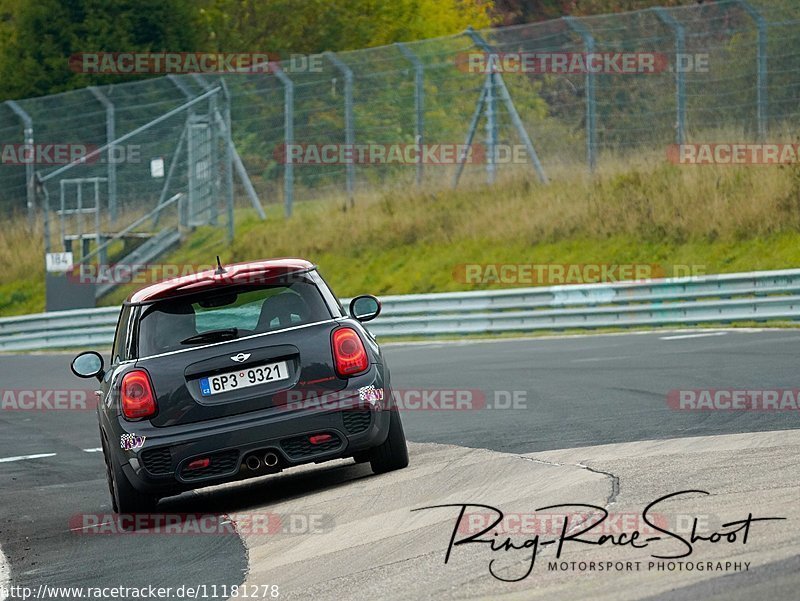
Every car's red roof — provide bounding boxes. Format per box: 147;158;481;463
126;258;315;303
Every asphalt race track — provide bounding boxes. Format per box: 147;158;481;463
390;329;800;451
0;329;798;600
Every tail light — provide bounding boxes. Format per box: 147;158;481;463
332;328;369;377
121;370;157;419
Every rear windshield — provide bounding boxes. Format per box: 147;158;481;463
136;278;332;357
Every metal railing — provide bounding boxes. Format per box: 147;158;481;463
1;0;797;218
1;268;799;352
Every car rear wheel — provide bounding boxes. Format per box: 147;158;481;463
102;436;158;515
368;410;409;474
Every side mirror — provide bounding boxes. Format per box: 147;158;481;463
349;295;381;322
71;351;105;381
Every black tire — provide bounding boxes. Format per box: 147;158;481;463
368;409;409;474
102;435;158;515
100;434;118;512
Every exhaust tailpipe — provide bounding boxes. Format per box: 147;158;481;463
263;452;279;467
245;455;261;470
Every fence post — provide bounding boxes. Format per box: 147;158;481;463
192;73;219;225
194;73;266;220
170;74;195;225
323;51;355;207
36;174;51;253
484;70;498;184
220;80;235;242
465;28;548;184
464;29;498;184
395;42;425;187
88;87;117;225
453;80;488;188
273;64;295;217
169;75;202;225
738;0;768;140
494;74;549;184
653;9;687;145
563;18;598;171
6;100;35;226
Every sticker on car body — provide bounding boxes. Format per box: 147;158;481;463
359;385;384;403
120;433;146;451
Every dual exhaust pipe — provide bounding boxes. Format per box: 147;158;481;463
245;451;279;471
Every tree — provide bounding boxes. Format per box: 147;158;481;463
0;0;495;100
0;0;201;100
491;0;697;26
197;0;494;56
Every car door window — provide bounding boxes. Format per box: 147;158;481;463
111;306;132;364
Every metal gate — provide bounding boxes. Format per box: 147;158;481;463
187;114;217;227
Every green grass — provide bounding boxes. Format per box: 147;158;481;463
4;160;800;316
131;228;800;300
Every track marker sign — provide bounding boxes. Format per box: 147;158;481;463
45;252;74;273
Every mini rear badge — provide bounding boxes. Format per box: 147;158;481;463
231;353;251;363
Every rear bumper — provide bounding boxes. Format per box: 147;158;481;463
116;387;392;496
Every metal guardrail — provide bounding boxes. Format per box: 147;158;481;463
2;269;800;351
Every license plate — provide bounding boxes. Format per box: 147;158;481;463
199;360;289;396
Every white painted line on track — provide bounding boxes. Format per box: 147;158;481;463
70;521;115;532
660;332;728;340
571;355;633;363
0;545;8;601
82;448;103;453
0;453;56;463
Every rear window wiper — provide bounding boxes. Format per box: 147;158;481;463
180;328;239;345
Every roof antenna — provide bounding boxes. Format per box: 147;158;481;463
215;255;228;275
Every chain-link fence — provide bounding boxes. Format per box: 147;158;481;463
1;0;798;238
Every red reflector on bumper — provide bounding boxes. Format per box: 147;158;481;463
187;458;211;470
309;434;333;445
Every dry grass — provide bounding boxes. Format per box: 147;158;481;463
210;159;800;296
0;213;45;316
238;160;800;254
0;214;44;282
4;158;800;314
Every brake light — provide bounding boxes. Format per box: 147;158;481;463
309;434;333;445
187;458;211;470
332;328;369;377
121;370;157;419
